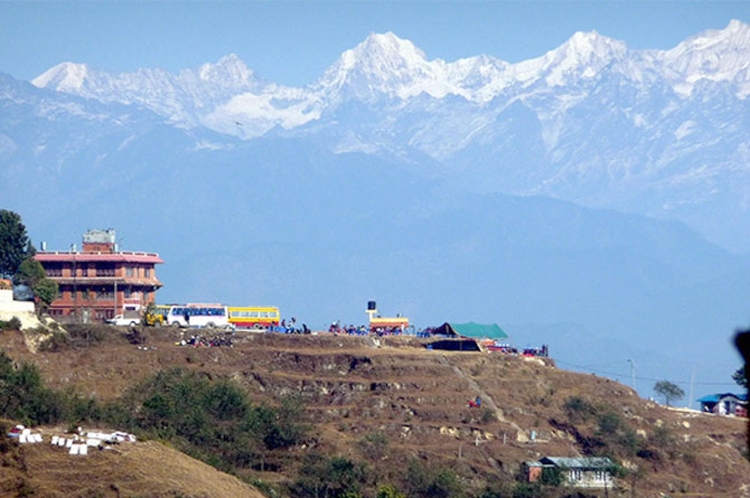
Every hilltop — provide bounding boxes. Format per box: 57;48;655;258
0;324;748;497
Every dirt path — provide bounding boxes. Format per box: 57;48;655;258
437;355;526;437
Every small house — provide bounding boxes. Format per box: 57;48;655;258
525;456;615;489
697;393;748;416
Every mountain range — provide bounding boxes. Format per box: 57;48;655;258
1;20;749;399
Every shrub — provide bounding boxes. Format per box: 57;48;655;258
510;482;541;498
377;484;406;498
0;352;63;425
291;453;367;498
540;466;564;486
596;412;623;436
0;317;22;331
357;431;389;461
37;330;70;352
248;395;309;454
476;482;514;498
403;459;464;498
563;396;596;422
480;407;496;424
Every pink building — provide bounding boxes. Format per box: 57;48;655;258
34;229;163;322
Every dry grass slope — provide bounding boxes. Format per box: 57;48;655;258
0;436;265;498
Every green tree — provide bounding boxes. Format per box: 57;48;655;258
403;459;464;498
653;380;685;406
14;258;58;312
32;278;58;312
0;351;62;425
0;210;30;279
732;365;747;389
13;258;45;287
292;453;367;498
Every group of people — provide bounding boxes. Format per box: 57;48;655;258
484;342;550;357
327;323;408;336
260;320;549;358
522;345;549;357
328;323;369;335
268;318;312;334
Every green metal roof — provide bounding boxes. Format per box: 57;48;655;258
539;457;614;469
449;322;508;340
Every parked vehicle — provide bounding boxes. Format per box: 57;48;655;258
228;306;280;330
107;314;140;327
144;304;171;327
166;304;231;329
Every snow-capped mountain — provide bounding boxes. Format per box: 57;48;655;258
32;22;750;128
19;20;750;254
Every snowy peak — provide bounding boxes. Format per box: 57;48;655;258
562;30;627;62
32;62;90;92
196;54;258;87
345;32;429;73
320;31;443;101
663;19;750;96
533;30;629;86
678;18;750;53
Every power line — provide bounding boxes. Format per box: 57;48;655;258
553;360;739;388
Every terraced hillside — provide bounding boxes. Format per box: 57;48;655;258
1;326;748;497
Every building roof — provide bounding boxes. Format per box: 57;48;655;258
696;393;748;403
35;251;163;264
449;322;508;339
539;457;614;470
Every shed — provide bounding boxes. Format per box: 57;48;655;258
525;456;615;489
697;393;747;416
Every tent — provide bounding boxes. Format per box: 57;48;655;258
432;322;508;340
426;322;508;352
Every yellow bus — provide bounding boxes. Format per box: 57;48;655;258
228;306;280;330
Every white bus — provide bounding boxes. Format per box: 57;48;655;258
167;304;231;329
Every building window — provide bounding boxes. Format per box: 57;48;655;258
81;267;88;277
97;288;114;300
97;264;115;277
570;470;582;482
145;268;151;278
126;267;134;277
46;265;63;277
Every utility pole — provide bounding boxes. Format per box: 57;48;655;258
627;359;636;393
688;365;696;410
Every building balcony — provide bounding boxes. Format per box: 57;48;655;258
48;276;163;287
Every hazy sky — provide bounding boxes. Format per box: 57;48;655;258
2;1;749;86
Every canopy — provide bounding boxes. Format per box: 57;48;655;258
433;322;508;340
